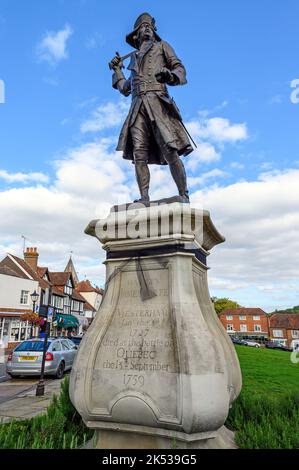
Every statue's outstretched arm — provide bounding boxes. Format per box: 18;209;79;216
112;68;131;97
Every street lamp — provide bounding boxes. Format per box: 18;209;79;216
30;290;39;338
36;288;52;397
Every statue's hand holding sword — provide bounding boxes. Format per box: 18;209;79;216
109;51;134;70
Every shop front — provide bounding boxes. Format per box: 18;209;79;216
52;313;79;336
0;314;36;350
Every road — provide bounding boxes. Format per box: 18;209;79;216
0;361;39;404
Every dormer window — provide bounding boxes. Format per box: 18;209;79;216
64;279;73;296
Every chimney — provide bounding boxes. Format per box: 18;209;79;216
24;247;39;272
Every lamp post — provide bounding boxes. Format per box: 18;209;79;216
36;288;52;397
30;290;39;339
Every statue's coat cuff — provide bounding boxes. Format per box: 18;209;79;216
112;69;125;89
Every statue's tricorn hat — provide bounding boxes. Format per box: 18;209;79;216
126;12;162;48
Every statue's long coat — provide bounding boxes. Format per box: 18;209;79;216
112;40;193;165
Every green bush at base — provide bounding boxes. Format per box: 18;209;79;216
0;376;93;449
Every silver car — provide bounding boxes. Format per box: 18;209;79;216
6;337;77;379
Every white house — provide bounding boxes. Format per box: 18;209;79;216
0;263;39;348
76;280;103;324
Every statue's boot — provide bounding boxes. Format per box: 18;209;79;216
168;157;190;203
134;161;150;203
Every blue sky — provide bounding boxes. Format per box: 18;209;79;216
0;0;299;311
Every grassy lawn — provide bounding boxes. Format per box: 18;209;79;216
227;345;299;449
235;345;299;397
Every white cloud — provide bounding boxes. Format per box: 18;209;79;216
0;137;133;286
187;117;248;144
0;170;49;184
37;24;73;65
191;170;299;297
186;142;220;171
230;162;244;170
80;101;130;133
185;115;248;172
188;169;228;188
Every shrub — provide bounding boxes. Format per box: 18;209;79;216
0;376;93;449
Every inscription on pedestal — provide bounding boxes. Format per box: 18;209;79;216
92;268;179;419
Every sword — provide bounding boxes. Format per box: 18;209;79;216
108;51;136;70
179;121;198;149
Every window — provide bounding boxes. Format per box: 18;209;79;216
227;324;234;332
253;316;261;321
52;341;61;352
79;303;83;312
240;325;247;332
53;296;63;310
254;325;262;332
226;315;233;321
9;320;32;342
239;315;246;321
61;340;71;350
0;319;9;343
273;330;283;338
15;341;50;352
20;290;29;305
64;279;73;296
292;330;299;338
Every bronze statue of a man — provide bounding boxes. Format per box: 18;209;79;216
110;13;193;203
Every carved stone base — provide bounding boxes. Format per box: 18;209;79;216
93;425;237;449
70;203;242;449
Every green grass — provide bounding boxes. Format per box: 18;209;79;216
227;345;299;449
235;345;299;397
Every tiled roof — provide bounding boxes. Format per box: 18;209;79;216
0;255;33;280
0;265;21;278
95;287;104;295
76;280;104;295
220;308;267;316
76;280;94;292
52;286;65;297
48;272;71;287
37;267;48;278
72;290;86;302
7;254;50;289
270;314;299;330
84;300;96;312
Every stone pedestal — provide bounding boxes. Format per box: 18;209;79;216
70;203;242;449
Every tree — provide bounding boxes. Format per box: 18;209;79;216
212;297;241;315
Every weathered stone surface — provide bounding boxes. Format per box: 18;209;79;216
70;203;242;448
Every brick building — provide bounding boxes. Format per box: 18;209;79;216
269;313;299;350
219;308;269;343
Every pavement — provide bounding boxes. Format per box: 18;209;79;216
0;375;63;423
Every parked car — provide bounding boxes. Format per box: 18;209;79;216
243;340;261;348
265;341;292;352
230;336;247;346
6;337;77;379
69;336;83;347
